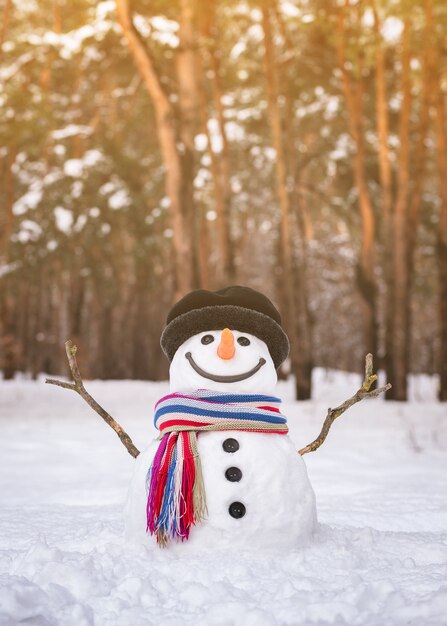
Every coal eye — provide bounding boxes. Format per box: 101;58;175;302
201;334;214;345
237;336;250;346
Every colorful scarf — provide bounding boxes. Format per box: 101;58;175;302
146;390;288;546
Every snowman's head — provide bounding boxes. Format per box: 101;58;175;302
169;328;277;393
161;286;290;393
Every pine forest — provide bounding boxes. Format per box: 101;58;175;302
1;0;446;401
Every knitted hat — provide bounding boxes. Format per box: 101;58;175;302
160;285;290;369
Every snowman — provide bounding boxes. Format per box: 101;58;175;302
126;286;317;552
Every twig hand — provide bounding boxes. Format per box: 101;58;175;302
45;340;140;458
298;354;391;456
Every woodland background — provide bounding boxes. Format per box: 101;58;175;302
0;0;446;401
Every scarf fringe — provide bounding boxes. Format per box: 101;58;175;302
146;431;208;546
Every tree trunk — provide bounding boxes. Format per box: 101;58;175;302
406;1;433;379
200;1;234;284
176;0;200;289
372;3;394;388
116;0;193;298
294;174;314;399
0;149;18;379
0;0;12;64
198;209;211;290
262;6;311;399
196;9;225;288
336;4;377;359
210;59;235;284
274;5;314;398
438;219;447;402
0;149;15;264
388;19;412;401
195;65;218;289
433;30;447;401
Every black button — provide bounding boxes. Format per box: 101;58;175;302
223;438;239;453
225;467;242;482
229;502;246;519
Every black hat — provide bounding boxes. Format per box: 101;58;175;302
160;285;290;369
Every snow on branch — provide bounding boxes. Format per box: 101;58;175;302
298;354;391;456
45;340;140;458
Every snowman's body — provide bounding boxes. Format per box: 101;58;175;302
126;328;317;552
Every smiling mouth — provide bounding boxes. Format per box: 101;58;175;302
185;352;266;383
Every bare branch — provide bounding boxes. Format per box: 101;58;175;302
45;340;140;458
298;354;391;456
65;342;83;388
45;379;77;391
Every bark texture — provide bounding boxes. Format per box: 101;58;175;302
336;4;377;360
405;1;433;378
46;340;140;458
299;354;391;455
116;0;193;297
389;19;412;401
433;27;447;401
262;6;312;399
202;1;234;284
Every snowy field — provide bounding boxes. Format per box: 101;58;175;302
0;370;446;626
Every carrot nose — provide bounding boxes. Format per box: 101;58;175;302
217;328;235;360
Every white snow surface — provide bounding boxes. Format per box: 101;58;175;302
0;371;446;625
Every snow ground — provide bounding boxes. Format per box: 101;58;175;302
0;370;446;626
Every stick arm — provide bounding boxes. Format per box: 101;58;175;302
46;340;140;458
298;354;391;456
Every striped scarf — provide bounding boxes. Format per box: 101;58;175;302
146;390;288;546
